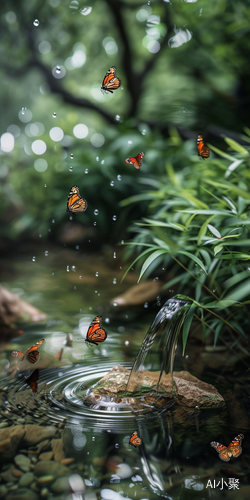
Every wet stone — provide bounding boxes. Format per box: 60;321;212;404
16;418;26;424
36;475;55;485
1;466;19;483
39;452;53;461
40;487;49;497
12;469;23;478
23;425;57;446
0;485;7;497
51;438;65;462
50;477;71;494
19;472;34;487
14;454;31;472
34;460;68;478
0;421;9;428
0;425;25;462
6;488;39;500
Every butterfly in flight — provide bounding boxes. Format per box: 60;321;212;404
211;434;244;462
197;134;210;159
78;315;107;346
11;339;45;365
25;369;39;393
67;185;88;214
125;152;145;170
101;66;121;94
129;431;142;447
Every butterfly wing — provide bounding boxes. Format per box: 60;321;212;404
86;315;107;345
26;350;40;364
125;156;140;169
227;434;244;459
211;441;230;461
197;135;210;158
26;339;45;353
67;186;88;213
101;67;121;93
129;431;142;447
11;351;25;360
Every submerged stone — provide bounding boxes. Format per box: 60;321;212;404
83;365;224;410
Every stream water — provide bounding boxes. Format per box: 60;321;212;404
0;246;249;500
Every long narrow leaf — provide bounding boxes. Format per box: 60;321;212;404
182;304;197;354
176;250;207;274
138;249;168;282
224;137;248;156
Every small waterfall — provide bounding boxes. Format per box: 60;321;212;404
126;295;191;394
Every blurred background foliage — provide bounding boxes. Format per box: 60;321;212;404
1;0;250;339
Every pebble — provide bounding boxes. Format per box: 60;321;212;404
61;458;75;465
51;438;65;462
12;469;23;478
14;454;31;472
0;426;25;461
116;463;133;479
23;425;57;446
5;488;39;500
34;460;68;478
50;477;71;494
0;421;9;428
37;475;55;485
1;466;18;483
40;487;49;497
39;452;53;461
0;485;7;497
19;472;34;487
16;418;26;424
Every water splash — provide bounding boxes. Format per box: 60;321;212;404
126;295;191;394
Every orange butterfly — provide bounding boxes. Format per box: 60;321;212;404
11;339;45;364
78;315;107;346
211;434;244;462
26;369;39;393
67;186;88;214
129;431;142;447
197;134;210;159
101;66;121;94
125;152;145;170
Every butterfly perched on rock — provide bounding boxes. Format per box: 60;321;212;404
211;434;244;461
101;66;121;94
197;134;210;159
67;186;88;214
11;339;45;364
78;315;107;346
125;152;145;170
129;431;142;447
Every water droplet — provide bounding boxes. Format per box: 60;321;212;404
112;215;117;221
213;288;217;292
66;265;70;272
248;267;250;271
76;245;79;250
125;340;129;346
74;285;76;290
33;19;39;26
32;256;36;262
185;355;189;359
162;267;165;271
147;0;150;5
101;160;105;165
110;181;114;187
94;209;99;216
52;219;55;224
69;166;73;172
45;250;48;257
92;436;95;441
93;221;97;226
85;168;88;174
52;272;54;276
48;228;51;233
56;65;61;74
105;317;110;324
115;115;120;121
79;275;82;280
70;153;74;159
117;175;122;181
72;265;76;272
113;278;117;284
44;184;46;188
115;443;119;449
39;234;42;238
95;272;99;277
121;240;124;244
69;215;73;220
21;107;26;115
128;140;132;145
153;277;159;281
52;112;57;118
113;301;118;307
141;129;146;135
96;156;99;161
113;252;116;259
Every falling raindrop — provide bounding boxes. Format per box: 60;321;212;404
125;340;129;346
52;272;54;276
213;288;217;292
115;115;120;121
113;252;116;258
32;256;36;262
44;184;46;187
76;245;79;250
153;277;159;281
105;318;110;324
79;275;82;280
128;140;132;145
94;209;99;215
121;240;124;244
56;65;61;74
101;160;105;164
70;153;74;159
39;234;42;238
144;302;149;308
112;215;117;221
95;272;99;277
93;222;97;226
52;219;55;224
69;166;73;172
110;181;114;187
21;107;26;115
85;168;88;174
72;265;76;272
113;278;117;284
33;19;39;26
66;265;70;272
141;130;146;135
113;302;118;307
92;436;95;441
117;175;122;181
96;157;99;161
45;250;48;257
52;112;57;118
115;443;119;449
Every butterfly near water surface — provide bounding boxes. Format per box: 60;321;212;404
197;134;210;159
78;315;107;346
125;152;145;170
129;431;142;447
211;434;244;462
101;66;121;94
11;339;45;365
67;185;88;214
25;368;39;393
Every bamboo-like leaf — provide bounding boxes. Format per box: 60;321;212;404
121;248;154;282
208;144;235;161
214;245;223;255
224;137;249;156
138;249;168;282
176;250;207;274
197;215;216;244
225;159;244;178
182;304;196;355
207;224;221;238
181;209;232;216
223;278;250;302
137;218;186;231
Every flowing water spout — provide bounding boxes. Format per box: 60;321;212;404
126;295;191;394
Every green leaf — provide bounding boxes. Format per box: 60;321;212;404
121;247;154;282
208;144;235;161
138;249;168;282
223;278;250;302
214;244;223;255
225;159;244;178
176;250;207;274
197;215;215;244
138;218;186;231
224;137;249;156
182;304;196;355
207;224;221;238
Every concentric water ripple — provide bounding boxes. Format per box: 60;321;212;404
1;362;145;431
